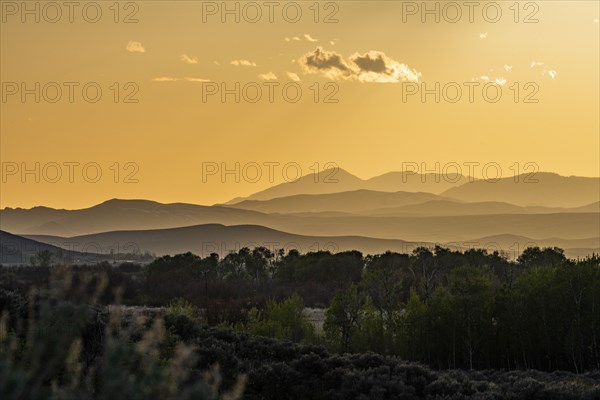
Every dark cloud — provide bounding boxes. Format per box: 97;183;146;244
300;47;420;83
350;52;389;74
303;47;351;73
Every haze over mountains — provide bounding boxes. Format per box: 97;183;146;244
0;200;270;237
22;224;424;258
442;173;600;207
225;169;473;203
223;190;447;214
0;230;109;264
1;169;598;261
225;169;600;207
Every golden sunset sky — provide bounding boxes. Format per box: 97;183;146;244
1;0;598;209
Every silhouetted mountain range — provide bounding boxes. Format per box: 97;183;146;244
222;190;448;214
1;170;598;259
441;173;600;207
2;199;597;243
0;230;103;264
225;169;600;208
0;199;267;236
22;224;425;258
19;226;598;260
225;168;472;203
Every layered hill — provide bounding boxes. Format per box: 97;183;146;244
442;173;600;208
24;224;425;258
226;168;472;203
0;230;101;265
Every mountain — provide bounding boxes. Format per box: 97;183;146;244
223;190;448;214
225;168;364;204
265;213;599;243
363;200;599;217
25;227;599;260
442;173;600;208
225;168;472;204
0;230;93;265
3;199;598;245
365;171;472;193
24;224;427;258
0;199;270;236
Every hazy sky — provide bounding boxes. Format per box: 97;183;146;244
1;1;598;209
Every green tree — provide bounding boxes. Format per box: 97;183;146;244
324;285;362;352
34;250;54;267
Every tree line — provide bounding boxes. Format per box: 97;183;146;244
1;245;599;373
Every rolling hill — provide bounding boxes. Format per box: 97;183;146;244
223;190;449;214
0;230;100;265
363;200;600;217
441;173;600;207
24;226;599;260
225;168;472;203
2;199;598;245
23;224;427;258
0;199;270;236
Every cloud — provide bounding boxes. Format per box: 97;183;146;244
152;76;178;82
284;36;301;42
185;77;211;82
180;54;198;64
503;64;513;72
531;61;558;79
258;72;278;80
231;60;257;67
471;75;506;85
126;41;146;53
479;32;488;39
300;47;353;80
304;34;318;42
286;72;300;81
300;47;421;83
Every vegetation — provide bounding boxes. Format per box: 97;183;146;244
1;246;599;398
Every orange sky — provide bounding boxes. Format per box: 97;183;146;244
1;1;599;209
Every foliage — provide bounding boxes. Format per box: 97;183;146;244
0;277;244;400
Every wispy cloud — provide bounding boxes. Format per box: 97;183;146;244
284;37;301;42
531;61;558;79
304;34;318;42
152;76;210;83
258;72;278;80
231;60;257;67
180;54;198;64
185;77;211;82
479;32;488;39
286;72;300;81
126;41;145;53
152;76;178;82
471;75;507;86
